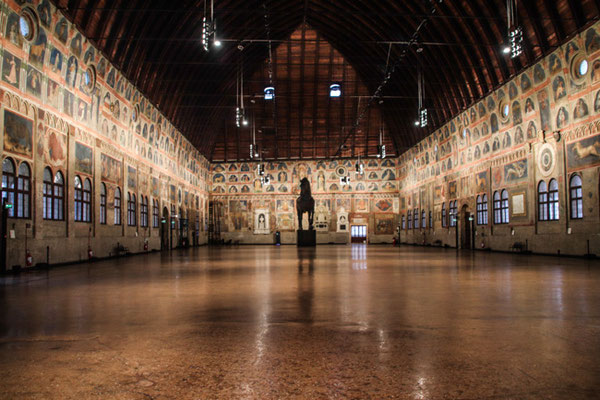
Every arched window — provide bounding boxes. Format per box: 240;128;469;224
43;168;64;220
441;202;447;227
414;208;419;229
74;176;83;221
100;183;107;224
501;189;509;224
114;187;122;225
82;178;92;222
43;167;53;220
401;215;406;230
53;171;64;221
538;180;548;221
407;210;412;229
570;174;583;219
1;158;16;217
140;196;148;227
152;199;159;228
127;192;137;226
548;179;559;221
16;162;31;218
421;210;426;229
493;191;501;224
449;201;457;227
476;195;487;225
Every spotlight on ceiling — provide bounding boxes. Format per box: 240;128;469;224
502;45;510;54
414;120;420;126
213;39;222;47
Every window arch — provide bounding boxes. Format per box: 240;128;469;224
401;214;406;230
569;174;583;219
493;191;510;224
500;190;510;224
74;176;83;221
414;208;419;229
476;194;488;225
140;195;148;227
127;192;137;226
407;210;412;229
43;167;53;220
43;168;64;220
100;183;107;224
421;210;426;229
82;178;92;222
1;158;16;218
538;181;548;221
15;162;31;219
441;202;447;227
548;179;559;220
449;201;457;227
152;199;159;228
114;187;122;225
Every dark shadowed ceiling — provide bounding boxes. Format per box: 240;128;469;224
52;0;600;161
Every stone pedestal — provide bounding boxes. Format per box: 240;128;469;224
297;229;316;246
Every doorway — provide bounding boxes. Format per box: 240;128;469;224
160;207;169;250
460;204;472;249
351;225;367;243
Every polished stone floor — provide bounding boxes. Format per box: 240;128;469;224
1;245;600;399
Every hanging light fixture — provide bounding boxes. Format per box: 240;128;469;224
416;65;427;128
377;114;386;159
505;0;522;58
202;0;219;52
235;55;248;128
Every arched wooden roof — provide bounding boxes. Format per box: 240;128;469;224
53;0;599;160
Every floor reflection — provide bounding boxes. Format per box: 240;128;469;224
0;246;599;399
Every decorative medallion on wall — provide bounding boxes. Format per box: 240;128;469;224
538;143;556;177
336;166;347;178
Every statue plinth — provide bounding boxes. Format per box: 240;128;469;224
297;229;316;246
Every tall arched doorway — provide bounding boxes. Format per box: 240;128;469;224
161;207;169;250
460;204;472;249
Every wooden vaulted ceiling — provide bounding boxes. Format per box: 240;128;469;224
53;0;600;161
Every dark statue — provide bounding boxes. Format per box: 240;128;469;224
296;177;315;230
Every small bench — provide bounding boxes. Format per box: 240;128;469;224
510;241;525;252
113;243;130;256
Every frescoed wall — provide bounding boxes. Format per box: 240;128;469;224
0;0;210;266
396;24;600;255
210;158;399;244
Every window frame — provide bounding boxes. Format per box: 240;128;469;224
127;192;137;226
569;174;583;219
421;210;426;229
100;183;107;224
140;195;148;228
114;187;122;225
407;210;412;230
152;199;159;228
538;180;549;222
2;158;16;218
441;202;447;227
15;162;31;219
476;194;488;225
449;201;457;227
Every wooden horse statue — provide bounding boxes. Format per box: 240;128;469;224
296;177;315;230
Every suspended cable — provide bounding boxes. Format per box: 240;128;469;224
335;0;439;157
